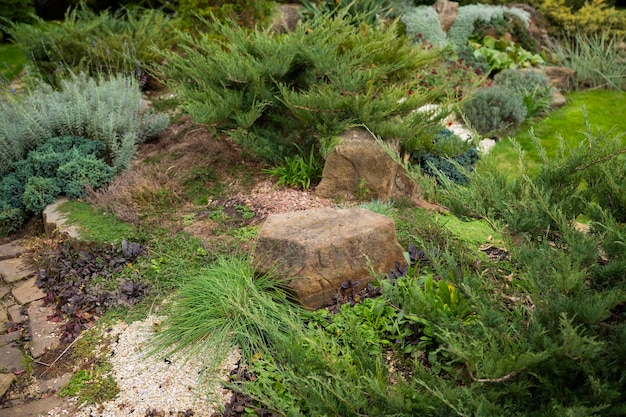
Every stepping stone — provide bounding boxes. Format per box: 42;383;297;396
0;306;7;333
37;372;73;394
0;331;20;348
0;344;24;373
0;373;15;400
27;301;61;359
0;258;36;284
7;305;26;324
0;285;9;300
0;396;66;417
11;277;45;305
0;241;25;261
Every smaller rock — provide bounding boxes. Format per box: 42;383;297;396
11;277;45;305
0;396;66;417
271;3;302;33
27;300;62;359
549;88;567;109
7;304;26;324
0;344;24;373
0;286;9;300
433;0;459;33
0;373;15;400
0;331;20;348
42;198;81;241
0;258;36;284
545;66;576;92
37;372;73;394
0;241;25;261
0;307;7;333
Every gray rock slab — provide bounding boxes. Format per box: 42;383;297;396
0;241;25;261
27;301;61;359
11;277;45;305
0;344;24;373
0;373;15;400
0;307;6;333
0;331;20;347
0;396;66;417
37;372;72;394
0;286;9;300
43;198;81;241
7;304;26;324
0;258;36;284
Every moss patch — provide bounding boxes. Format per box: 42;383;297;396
58;200;136;244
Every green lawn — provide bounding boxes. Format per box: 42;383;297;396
484;90;626;175
0;43;26;85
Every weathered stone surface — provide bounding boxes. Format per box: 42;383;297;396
254;208;405;309
0;286;10;300
11;277;45;305
508;3;551;51
271;3;302;33
42;198;81;241
433;0;459;33
549;88;567;109
0;396;66;417
0;374;15;400
0;331;20;348
545;66;576;92
37;372;73;394
0;258;36;284
0;344;24;373
7;304;26;324
0;307;7;334
0;241;25;261
316;129;419;203
27;301;61;359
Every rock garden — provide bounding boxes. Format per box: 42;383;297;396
0;0;625;416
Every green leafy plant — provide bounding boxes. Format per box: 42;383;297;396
263;146;323;190
461;85;528;136
469;35;545;71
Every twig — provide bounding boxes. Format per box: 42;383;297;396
472;371;517;383
575;148;626;171
37;331;84;376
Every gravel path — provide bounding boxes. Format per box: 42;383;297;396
46;316;240;417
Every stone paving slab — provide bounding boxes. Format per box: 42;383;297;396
0;241;25;261
11;277;45;305
27;301;61;359
0;344;24;373
0;286;9;300
0;258;36;284
0;373;15;401
7;304;26;324
0;396;66;417
0;307;6;334
37;372;72;394
0;331;20;348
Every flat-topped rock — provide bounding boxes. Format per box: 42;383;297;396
254;208;405;309
27;301;62;358
0;344;24;373
0;374;15;401
0;258;36;284
0;241;26;261
11;277;45;305
0;396;66;417
0;331;20;348
43;198;81;241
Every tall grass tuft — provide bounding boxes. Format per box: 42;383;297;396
550;30;626;91
0;72;168;175
150;256;300;369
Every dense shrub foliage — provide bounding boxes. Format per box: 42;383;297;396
160;14;447;164
5;5;176;87
411;128;481;184
493;68;553;117
0;136;115;235
461;85;528;136
0;73;168;176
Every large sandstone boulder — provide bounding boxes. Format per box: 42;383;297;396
315;129;418;203
433;0;459;33
254;208;405;310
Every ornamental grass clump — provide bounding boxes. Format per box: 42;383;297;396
159;13;447;165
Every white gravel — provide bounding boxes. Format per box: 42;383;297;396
47;316;240;417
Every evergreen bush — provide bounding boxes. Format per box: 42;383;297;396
0;73;168;175
461;86;527;136
539;0;626;36
411;128;480;184
4;5;176;87
493;69;553;117
0;0;35;39
160;14;446;164
22;176;62;214
57;154;115;199
300;0;394;25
